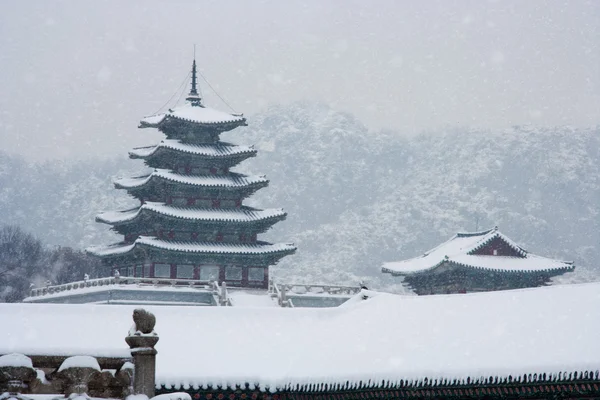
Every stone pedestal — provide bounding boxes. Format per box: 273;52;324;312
56;356;101;397
125;336;158;399
0;353;36;399
125;309;159;399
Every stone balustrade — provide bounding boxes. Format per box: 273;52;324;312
29;277;218;298
0;353;131;399
270;281;361;307
0;309;163;400
278;283;361;296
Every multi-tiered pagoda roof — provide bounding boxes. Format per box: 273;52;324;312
114;170;268;193
87;59;295;289
139;102;246;130
129;140;257;166
97;203;287;226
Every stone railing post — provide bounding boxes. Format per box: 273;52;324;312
56;356;101;397
125;309;158;399
280;285;288;307
0;353;36;398
219;281;228;306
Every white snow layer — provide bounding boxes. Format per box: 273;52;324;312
58;356;101;372
25;282;217;302
96;203;286;225
140;103;245;127
129;140;255;159
0;353;33;368
150;393;190;400
382;228;572;274
1;283;599;390
87;237;296;257
114;170;267;190
228;290;279;308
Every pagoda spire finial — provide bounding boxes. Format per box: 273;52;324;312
186;48;202;107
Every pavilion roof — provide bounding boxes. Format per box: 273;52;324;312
3;282;600;391
139;103;246;128
129;140;256;159
96;203;286;225
382;227;574;275
114;169;268;190
86;236;296;258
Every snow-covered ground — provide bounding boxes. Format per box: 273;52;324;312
2;282;599;390
228;290;279;307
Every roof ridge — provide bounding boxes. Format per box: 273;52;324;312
455;228;495;237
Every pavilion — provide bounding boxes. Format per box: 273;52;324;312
382;227;574;295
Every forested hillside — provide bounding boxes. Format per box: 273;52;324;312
1;103;598;291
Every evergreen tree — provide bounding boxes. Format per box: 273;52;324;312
0;225;45;302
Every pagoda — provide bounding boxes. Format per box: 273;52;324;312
381;227;574;295
87;59;296;289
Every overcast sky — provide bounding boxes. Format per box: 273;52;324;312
1;0;598;161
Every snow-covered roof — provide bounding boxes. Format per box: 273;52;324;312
114;169;268;190
86;236;296;258
139;103;246;128
2;283;600;390
382;228;574;275
129;140;256;159
96;203;286;225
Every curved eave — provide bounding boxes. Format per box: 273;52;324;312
96;205;287;227
114;171;269;191
128;142;257;160
86;242;135;258
382;260;446;277
87;238;297;259
138;114;247;130
383;259;575;277
446;260;575;275
96;207;139;225
165;113;247;127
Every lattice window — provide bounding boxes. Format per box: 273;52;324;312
225;266;242;280
154;263;171;278
248;267;265;282
200;265;220;281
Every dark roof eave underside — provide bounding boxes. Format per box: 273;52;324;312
90;242;296;259
97;213;287;227
383;261;575;277
115;177;269;191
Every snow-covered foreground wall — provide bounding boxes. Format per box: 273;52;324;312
1;283;599;390
0;103;598;289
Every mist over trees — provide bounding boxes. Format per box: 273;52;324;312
0;225;45;302
0;103;598;295
0;224;103;302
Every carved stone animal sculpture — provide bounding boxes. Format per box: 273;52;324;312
132;309;156;334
